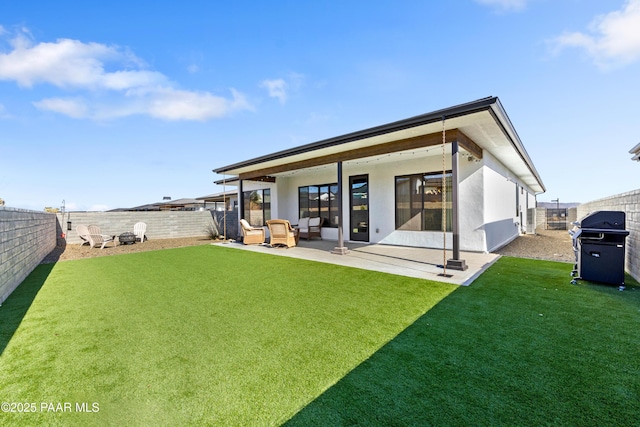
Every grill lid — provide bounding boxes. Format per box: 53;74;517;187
577;211;626;230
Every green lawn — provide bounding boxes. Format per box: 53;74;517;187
287;257;640;426
1;248;639;426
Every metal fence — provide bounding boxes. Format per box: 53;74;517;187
546;208;568;230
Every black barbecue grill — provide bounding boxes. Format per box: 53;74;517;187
569;211;629;287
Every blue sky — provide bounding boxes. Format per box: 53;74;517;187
1;0;639;211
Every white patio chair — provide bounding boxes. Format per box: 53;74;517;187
87;225;116;249
134;222;147;243
76;224;91;247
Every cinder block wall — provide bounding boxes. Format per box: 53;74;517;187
535;207;546;230
567;207;577;226
57;210;239;245
577;189;640;282
0;207;57;304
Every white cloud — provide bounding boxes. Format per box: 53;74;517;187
0;27;253;121
33;97;88;118
64;201;82;211
34;88;253;121
260;73;305;104
87;204;110;212
0;33;163;90
142;87;253;121
260;78;288;104
551;0;640;68
474;0;528;12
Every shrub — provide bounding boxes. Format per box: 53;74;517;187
204;217;220;240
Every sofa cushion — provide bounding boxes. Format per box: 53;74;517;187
298;217;309;230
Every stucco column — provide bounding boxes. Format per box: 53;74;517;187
332;161;349;255
446;140;468;271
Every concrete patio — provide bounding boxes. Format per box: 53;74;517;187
213;239;500;286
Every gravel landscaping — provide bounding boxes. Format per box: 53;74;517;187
494;229;574;263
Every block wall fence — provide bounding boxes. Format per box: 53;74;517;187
0;207;57;304
535;207;546;230
57;210;239;245
577;189;640;282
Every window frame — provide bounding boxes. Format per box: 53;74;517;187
394;171;452;232
298;183;339;228
242;188;271;227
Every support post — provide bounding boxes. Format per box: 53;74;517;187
238;179;244;241
332;161;349;255
223;175;227;240
446;140;468;271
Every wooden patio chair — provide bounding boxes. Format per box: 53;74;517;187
299;216;323;240
87;225;116;249
266;219;297;248
76;224;91;247
240;219;266;245
134;222;147;243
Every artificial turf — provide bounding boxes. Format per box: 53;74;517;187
0;245;455;426
2;249;639;426
286;257;640;426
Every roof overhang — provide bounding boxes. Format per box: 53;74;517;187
630;142;640;161
214;97;545;194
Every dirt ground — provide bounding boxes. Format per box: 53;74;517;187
41;236;216;264
42;229;575;264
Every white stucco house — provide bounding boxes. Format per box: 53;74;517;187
213;97;545;269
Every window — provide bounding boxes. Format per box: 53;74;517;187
298;183;338;227
395;172;451;231
243;189;270;226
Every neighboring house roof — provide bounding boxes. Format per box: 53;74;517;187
196;191;238;203
124;198;206;211
213;97;546;194
630;142;640;161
